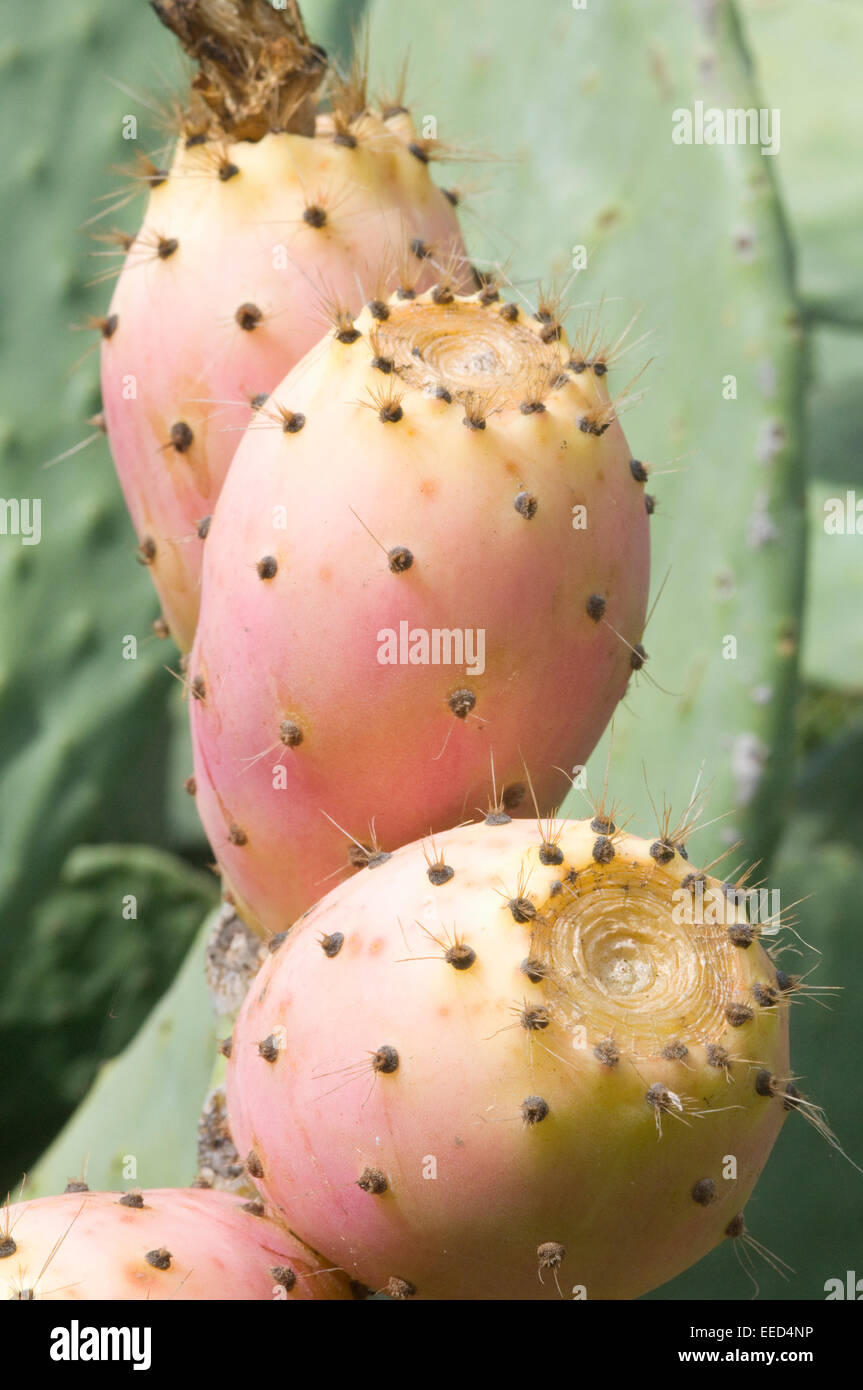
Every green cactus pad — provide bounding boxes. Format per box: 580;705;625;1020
26;905;219;1199
0;0;189;1183
367;0;807;871
801;330;863;691
739;0;863;328
1;846;216;1192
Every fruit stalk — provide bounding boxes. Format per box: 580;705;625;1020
150;0;327;139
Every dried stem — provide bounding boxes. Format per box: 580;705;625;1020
150;0;327;140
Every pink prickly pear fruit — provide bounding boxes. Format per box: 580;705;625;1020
101;0;467;650
189;285;651;934
0;1186;355;1300
225;815;790;1300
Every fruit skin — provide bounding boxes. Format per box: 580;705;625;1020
101;111;465;650
1;1187;353;1300
189;288;650;934
226;817;789;1300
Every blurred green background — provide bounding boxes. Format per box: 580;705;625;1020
0;0;860;1299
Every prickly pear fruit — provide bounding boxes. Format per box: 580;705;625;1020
189;286;651;933
101;0;466;649
225;815;789;1300
1;1186;353;1300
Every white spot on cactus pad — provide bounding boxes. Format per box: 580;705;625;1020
731;731;769;805
747;491;779;548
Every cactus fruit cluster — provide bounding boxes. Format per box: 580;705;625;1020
14;0;840;1306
